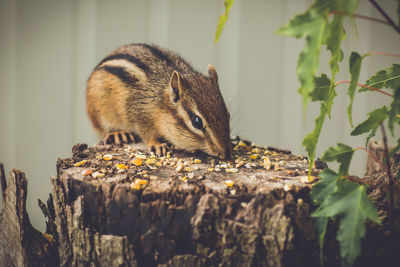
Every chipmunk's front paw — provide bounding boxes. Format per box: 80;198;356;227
147;142;169;157
104;131;137;145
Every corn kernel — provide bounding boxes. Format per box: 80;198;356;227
146;158;157;165
92;171;105;179
225;179;234;187
131;158;143;166
116;164;127;170
81;169;93;176
250;154;258;160
103;154;113;161
194;159;202;164
74;160;87;167
207;168;214;172
226;168;239;173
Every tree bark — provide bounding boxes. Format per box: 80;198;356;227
51;143;320;267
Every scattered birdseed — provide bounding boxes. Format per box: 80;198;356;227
116;164;127;170
184;167;194;172
250;154;258;160
187;172;195;179
194;159;201;164
264;157;271;170
176;162;184;172
230;189;236;195
81;169;93;176
136;154;147;160
207;168;214;172
235;161;245;168
103;154;113;161
42;233;53;242
214;168;221;172
92;171;105;179
146;158;157;165
283;184;293;191
131;158;143;166
74;160;87;167
224;179;234;187
226;168;239;173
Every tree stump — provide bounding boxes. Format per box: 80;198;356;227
51;141;321;267
1;138;399;266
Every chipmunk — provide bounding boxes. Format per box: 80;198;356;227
86;43;232;159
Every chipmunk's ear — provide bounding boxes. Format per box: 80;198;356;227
168;71;185;103
207;64;218;84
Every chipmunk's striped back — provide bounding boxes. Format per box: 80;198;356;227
86;43;232;159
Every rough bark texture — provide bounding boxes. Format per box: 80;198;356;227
51;143;320;267
1;139;399;266
0;163;58;267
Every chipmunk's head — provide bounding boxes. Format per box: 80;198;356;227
162;64;232;159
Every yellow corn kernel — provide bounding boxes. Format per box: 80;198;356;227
224;179;234;187
81;169;93;176
103;154;113;161
194;159;202;164
131;158;143;166
146;158;157;165
74;160;87;167
116;164;127;170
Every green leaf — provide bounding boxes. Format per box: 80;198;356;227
277;4;329;110
314;216;328;264
303;103;328;174
388;87;400;135
310;74;332;102
361;64;400;92
214;0;235;44
311;168;340;204
312;181;380;267
351;106;389;136
365;128;377;148
322;143;354;175
347;52;363;127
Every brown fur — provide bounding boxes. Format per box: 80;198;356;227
86;43;232;159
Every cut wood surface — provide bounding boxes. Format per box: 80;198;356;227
52;141;321;267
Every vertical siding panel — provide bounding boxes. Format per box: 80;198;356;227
74;0;98;145
168;0;218;71
215;0;242;135
235;0;284;146
0;0;17;211
96;0;149;59
15;0;76;230
148;0;170;47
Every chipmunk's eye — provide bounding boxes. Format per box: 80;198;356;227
191;115;203;130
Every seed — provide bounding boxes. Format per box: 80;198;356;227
250;154;258;160
264;157;271;170
283;184;293;191
74;160;87;167
184;167;194;172
136;154;147;160
238;140;247;147
187;172;195;179
146;158;157;165
235;161;245;168
176;162;184;172
131;158;143;166
81;169;93;176
92;171;105;179
207;168;214;172
103;154;113;161
214;168;221;172
230;189;236;195
116;164;127;170
42;233;53;242
136;179;148;185
130;182;141;190
194;159;202;164
225;179;234;187
226;168;239;173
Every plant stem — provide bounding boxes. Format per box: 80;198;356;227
353;147;388;174
329;11;389;26
380;123;394;219
335;81;394;97
369;51;400;58
369;0;400;35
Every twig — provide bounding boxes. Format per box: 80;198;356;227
354;147;388;174
369;51;400;58
380;123;394;219
335;81;394;97
329;11;389;26
0;163;6;202
369;0;400;35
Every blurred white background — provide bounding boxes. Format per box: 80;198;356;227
1;0;399;230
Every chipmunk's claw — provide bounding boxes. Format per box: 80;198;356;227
104;131;137;145
149;143;168;157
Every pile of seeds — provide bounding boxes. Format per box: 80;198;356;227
67;137;320;192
